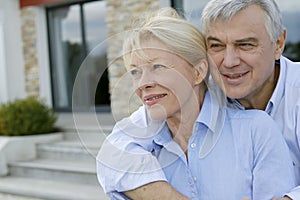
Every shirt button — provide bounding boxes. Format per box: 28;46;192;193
193;177;197;182
190;143;196;148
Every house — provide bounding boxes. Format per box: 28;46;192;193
0;0;299;118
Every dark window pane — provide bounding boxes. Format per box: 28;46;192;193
278;1;300;61
83;1;110;107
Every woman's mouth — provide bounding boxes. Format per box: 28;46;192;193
144;94;167;105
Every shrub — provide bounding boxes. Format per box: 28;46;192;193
0;97;58;136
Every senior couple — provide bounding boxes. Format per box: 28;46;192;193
97;0;300;199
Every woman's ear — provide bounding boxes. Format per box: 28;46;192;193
194;59;208;85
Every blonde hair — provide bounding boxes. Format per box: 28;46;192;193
123;7;207;69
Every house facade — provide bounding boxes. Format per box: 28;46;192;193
0;0;299;118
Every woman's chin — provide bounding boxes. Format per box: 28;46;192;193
147;104;168;120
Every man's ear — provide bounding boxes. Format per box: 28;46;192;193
275;29;286;60
194;59;208;85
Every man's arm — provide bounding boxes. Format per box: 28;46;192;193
280;186;300;200
124;181;189;200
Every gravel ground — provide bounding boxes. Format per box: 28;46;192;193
0;193;45;200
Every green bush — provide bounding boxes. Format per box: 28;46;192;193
0;97;58;136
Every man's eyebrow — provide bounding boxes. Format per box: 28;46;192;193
206;36;259;44
235;37;258;43
206;36;222;43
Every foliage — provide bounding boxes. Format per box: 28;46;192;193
284;41;300;62
0;97;57;136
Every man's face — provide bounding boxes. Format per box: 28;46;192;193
205;5;282;101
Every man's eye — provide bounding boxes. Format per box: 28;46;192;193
238;43;255;50
209;43;225;51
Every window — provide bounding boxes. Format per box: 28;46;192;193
47;0;109;112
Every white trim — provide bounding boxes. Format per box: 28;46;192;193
0;13;8;104
0;0;26;104
35;7;53;107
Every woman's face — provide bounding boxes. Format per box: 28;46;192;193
128;39;202;120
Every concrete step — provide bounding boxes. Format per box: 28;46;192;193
62;131;108;149
0;177;108;200
36;140;100;162
8;158;98;185
0;113;115;199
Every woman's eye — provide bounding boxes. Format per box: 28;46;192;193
130;69;140;77
153;64;166;70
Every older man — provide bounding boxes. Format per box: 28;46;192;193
202;0;300;199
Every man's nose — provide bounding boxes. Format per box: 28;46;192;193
223;46;240;68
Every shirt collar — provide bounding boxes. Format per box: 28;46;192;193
265;56;286;115
153;89;226;147
197;90;222;133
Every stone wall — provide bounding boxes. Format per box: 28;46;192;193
105;0;159;119
20;7;40;98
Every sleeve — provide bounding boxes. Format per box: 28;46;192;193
285;186;300;200
96;116;167;198
284;100;300;200
251;112;297;200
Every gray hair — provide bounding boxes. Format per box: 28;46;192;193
201;0;285;43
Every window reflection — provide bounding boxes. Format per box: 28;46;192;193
47;0;109;112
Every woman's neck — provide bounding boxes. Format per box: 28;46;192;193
167;85;206;154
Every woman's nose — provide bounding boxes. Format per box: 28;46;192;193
135;71;156;90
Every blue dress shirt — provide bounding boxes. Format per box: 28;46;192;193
228;56;300;199
97;90;296;200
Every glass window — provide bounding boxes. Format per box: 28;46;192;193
47;0;109;112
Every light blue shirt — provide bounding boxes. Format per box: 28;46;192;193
97;90;296;200
228;56;300;199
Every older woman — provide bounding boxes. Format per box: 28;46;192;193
97;8;295;200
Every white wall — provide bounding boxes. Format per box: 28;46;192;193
0;0;26;104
